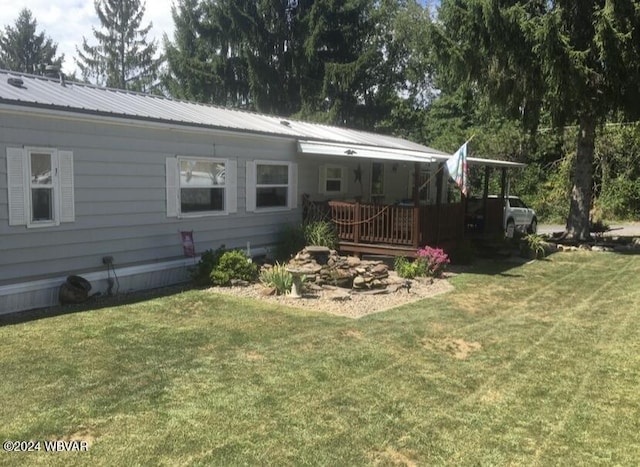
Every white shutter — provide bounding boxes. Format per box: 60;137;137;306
225;159;237;214
318;164;327;194
289;162;298;209
6;147;27;226
166;157;179;217
58;151;75;223
245;161;256;212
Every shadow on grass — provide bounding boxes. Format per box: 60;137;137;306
0;283;197;327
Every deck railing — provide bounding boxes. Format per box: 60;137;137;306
328;200;467;252
328;201;419;247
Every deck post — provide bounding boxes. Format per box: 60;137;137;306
483;166;491;235
413;162;421;249
435;163;444;245
412;206;420;249
353;200;361;244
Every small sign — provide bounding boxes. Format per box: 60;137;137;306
181;231;195;257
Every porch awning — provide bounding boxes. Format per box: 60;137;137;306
297;140;443;163
298;139;527;168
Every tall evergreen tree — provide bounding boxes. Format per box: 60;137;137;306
163;0;251;106
76;0;161;91
0;8;63;74
432;0;640;240
164;0;431;129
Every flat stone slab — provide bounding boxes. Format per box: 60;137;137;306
306;246;331;254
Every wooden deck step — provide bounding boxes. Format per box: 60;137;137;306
337;241;418;258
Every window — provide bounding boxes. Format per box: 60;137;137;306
371;162;385;197
166;156;237;217
180;158;225;213
6;147;75;227
319;165;347;194
246;161;297;211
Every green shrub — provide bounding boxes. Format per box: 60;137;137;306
394;256;425;279
522;234;547;260
192;245;226;286
210;250;258;286
273;224;306;262
259;263;294;295
395;246;451;279
303;221;338;248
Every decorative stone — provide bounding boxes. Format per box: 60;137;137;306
260;286;276;296
306;246;331;255
371;264;388;274
353;276;366;288
347;256;361;267
230;279;250;287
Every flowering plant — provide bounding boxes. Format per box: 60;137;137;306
416;246;450;278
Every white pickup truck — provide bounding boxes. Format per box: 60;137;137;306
501;196;537;238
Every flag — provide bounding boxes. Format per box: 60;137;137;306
446;141;469;196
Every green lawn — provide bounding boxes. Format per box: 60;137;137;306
1;252;639;466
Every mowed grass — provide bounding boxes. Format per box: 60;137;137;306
1;252;639;466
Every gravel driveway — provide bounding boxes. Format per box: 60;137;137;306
539;222;640;236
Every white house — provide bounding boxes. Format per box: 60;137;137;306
0;70;523;314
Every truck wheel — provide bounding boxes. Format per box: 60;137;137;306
505;219;516;239
528;218;538;234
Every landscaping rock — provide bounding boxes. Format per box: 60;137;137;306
287;247;390;292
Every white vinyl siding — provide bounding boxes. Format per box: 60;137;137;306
246;161;297;212
6;147;74;227
165;156;237;217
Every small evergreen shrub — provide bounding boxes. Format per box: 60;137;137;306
192;245;226;286
259;263;294;295
210;250;258;286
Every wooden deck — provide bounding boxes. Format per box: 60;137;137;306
327;201;468;257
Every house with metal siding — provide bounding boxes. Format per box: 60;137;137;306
0;70;523;314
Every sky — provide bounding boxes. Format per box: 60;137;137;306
0;0;175;75
0;0;438;76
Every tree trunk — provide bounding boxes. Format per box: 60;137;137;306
564;113;596;241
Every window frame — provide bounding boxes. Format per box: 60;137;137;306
176;156;228;217
247;160;297;212
26;147;59;227
370;161;385;198
319;164;347;195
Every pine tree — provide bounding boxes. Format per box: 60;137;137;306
76;0;161;91
163;0;250;106
432;0;640;240
0;8;63;74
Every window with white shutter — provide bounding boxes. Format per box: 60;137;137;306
166;156;237;217
6;147;75;227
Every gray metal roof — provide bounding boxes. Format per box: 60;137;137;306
0;70;524;168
